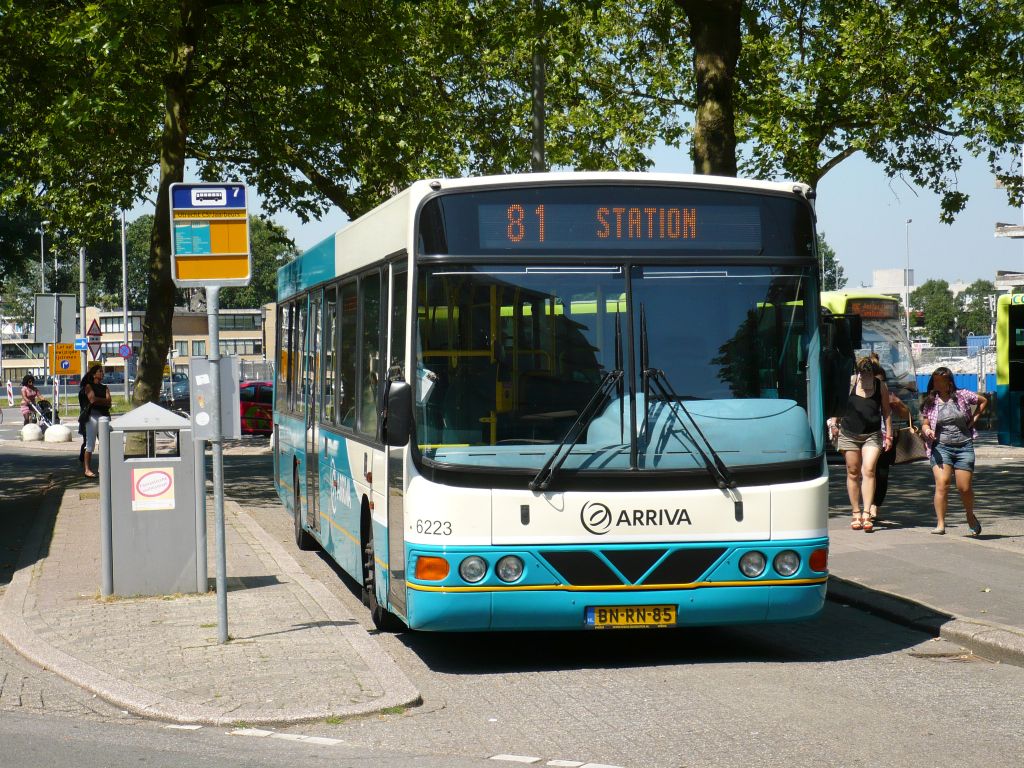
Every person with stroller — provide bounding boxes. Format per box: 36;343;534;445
79;364;112;478
20;374;40;425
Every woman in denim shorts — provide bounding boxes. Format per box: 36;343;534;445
918;367;988;535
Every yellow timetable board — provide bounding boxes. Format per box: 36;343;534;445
169;183;252;288
49;343;82;376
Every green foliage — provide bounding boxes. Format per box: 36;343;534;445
956;279;996;340
817;232;846;290
738;0;1024;220
910;279;958;346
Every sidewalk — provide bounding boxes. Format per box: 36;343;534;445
826;432;1024;667
0;478;420;725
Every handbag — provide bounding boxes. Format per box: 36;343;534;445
893;426;928;464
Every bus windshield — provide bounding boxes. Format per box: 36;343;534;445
414;264;822;473
859;318;913;381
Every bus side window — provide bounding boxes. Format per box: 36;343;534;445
358;271;382;437
339;281;357;428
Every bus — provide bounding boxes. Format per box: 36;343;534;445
995;293;1024;445
820;291;918;422
274;172;829;631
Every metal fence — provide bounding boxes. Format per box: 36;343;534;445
239;359;275;382
912;346;995;375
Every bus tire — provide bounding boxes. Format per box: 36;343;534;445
362;511;404;632
293;473;316;551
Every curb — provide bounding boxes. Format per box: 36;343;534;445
827;576;1024;668
0;487;420;726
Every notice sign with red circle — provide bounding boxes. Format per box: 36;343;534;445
131;467;175;511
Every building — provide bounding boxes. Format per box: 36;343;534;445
1;304;275;387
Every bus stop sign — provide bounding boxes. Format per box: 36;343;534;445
169;182;252;288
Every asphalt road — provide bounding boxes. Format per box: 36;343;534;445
2;439;1023;768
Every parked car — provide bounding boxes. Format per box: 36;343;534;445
159;371;190;412
239;380;273;435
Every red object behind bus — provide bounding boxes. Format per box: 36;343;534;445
239;381;273;435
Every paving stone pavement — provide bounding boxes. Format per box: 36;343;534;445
0;483;419;725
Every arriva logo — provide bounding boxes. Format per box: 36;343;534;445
581;501;691;535
581;502;614;535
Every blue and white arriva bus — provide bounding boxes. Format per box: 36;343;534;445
274;173;829;631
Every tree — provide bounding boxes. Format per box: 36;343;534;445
817;232;846;290
910;279;957;346
738;1;1024;218
220;218;298;309
957;279;996;341
0;1;689;408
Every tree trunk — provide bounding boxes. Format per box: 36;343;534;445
531;0;546;172
679;0;741;176
133;1;203;407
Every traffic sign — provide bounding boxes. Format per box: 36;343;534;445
119;344;132;359
169;182;251;288
86;318;101;337
74;337;88;351
88;341;102;360
49;343;82;375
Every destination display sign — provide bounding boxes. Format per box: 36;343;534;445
847;298;899;319
415;184;817;257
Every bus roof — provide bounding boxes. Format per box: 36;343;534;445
279;173;814;300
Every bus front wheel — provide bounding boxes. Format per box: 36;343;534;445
362;515;404;632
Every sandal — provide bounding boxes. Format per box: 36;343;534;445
867;505;878;521
930;527;945;535
850;513;863;530
967;516;982;537
862;517;874;533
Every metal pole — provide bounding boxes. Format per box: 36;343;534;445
121;211;129;402
79;246;86;411
99;417;113;596
38;222;48;293
905;218;912;339
207;287;228;643
194;437;207;592
52;248;59;412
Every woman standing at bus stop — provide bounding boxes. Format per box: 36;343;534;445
919;367;987;535
828;356;892;532
79;364;111;478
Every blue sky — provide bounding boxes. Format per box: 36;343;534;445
266;147;1024;292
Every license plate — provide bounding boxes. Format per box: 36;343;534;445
585;605;677;629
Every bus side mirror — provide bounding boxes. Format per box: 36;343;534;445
383;380;412;447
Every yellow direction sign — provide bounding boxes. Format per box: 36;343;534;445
169;182;252;288
49;342;82;376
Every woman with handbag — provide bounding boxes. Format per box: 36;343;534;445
827;356;892;533
869;357;911;520
919;366;988;536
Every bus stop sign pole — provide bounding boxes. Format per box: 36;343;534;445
169;181;251;645
207;286;228;643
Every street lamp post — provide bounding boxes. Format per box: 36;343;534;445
37;221;50;293
905;218;912;339
120;211;129;401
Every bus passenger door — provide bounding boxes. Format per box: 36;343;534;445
386;265;408;616
305;292;322;534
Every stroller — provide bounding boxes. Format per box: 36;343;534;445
28;398;59;431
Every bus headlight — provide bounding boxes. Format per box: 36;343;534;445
495;555;524;583
739;551;766;578
773;550;801;577
459;556;488;583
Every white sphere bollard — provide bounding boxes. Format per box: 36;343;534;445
21;423;43;442
44;423;73;442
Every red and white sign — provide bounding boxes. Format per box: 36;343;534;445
131;467;176;511
5;381;14;407
86;318;102;360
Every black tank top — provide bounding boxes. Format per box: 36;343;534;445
82;382;111;418
841;379;882;434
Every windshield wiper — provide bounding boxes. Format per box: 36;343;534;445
639;307;743;521
529;368;623;492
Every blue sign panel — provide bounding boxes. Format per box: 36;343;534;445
171;183;246;210
74;337;88;351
